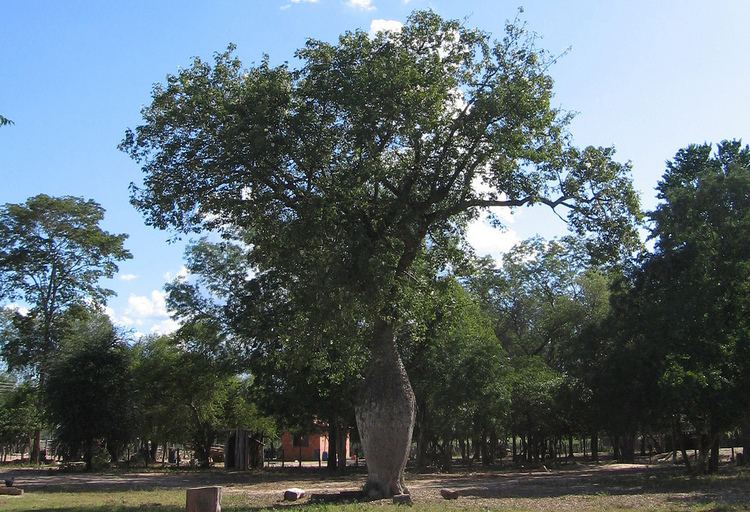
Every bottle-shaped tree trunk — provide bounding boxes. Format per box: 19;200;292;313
355;320;415;498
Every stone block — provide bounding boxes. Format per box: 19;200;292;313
440;488;459;500
283;487;305;501
0;487;24;496
186;486;221;512
392;493;412;505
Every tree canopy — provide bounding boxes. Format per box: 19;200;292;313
0;194;131;375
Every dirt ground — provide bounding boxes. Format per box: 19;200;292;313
2;459;750;511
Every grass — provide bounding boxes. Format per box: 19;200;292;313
2;463;750;512
3;492;750;512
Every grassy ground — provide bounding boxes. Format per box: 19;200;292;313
2;461;750;512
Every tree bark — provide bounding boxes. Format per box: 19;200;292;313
709;434;720;473
742;412;750;465
590;432;598;461
327;421;338;471
355;320;415;498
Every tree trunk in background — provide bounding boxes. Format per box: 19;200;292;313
355;320;415;498
709;434;720;473
742;413;750;465
619;433;635;463
568;436;574;458
327;421;338;471
591;433;599;461
337;423;347;469
415;406;428;470
481;432;490;465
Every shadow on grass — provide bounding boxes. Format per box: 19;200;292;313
0;466;367;494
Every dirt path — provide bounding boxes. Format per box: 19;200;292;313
3;462;749;511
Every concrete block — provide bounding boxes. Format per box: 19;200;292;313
392;493;412;505
186;486;221;512
440;488;459;499
283;487;305;501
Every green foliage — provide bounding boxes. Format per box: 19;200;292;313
0;115;12;127
0;195;131;375
607;140;750;471
44;311;136;470
132;333;274;467
0;381;39;454
122;9;640;330
403;276;508;465
121;10;640;474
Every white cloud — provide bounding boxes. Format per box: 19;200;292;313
466;215;520;265
282;0;318;8
163;265;189;282
370;19;402;36
150;317;181;335
127;290;168;319
4;303;29;316
346;0;374;11
119;273;139;281
106;289;181;335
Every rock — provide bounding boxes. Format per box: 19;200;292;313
392;493;412;505
186;486;222;512
440;488;459;500
0;487;24;496
283;488;306;501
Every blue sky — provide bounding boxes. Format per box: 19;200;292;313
2;0;749;335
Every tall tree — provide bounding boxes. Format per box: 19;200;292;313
121;11;640;495
0;194;131;462
619;140;750;473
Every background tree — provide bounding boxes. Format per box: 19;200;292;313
612;140;750;473
0;115;12;127
122;11;640;495
0;382;39;462
401;271;508;470
0;194;131;462
44;311;137;470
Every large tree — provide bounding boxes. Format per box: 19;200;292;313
121;11;639;496
0;194;131;462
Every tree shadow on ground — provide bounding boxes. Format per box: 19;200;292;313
0;466;366;493
434;464;750;511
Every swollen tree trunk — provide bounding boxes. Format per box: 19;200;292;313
355;320;415;498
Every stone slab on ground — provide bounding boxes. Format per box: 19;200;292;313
440;488;459;500
284;487;305;501
393;493;412;505
186;486;221;512
0;486;24;496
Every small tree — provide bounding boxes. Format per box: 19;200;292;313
44;311;136;470
0;382;39;461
